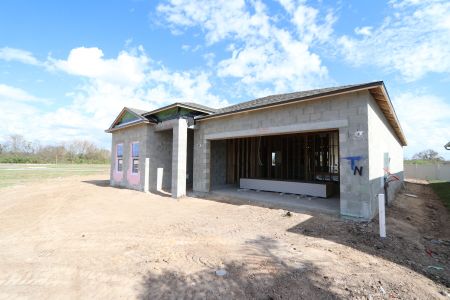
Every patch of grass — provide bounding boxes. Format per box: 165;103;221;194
429;180;450;211
0;164;109;189
404;160;447;165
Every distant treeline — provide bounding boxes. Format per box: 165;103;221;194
0;135;110;164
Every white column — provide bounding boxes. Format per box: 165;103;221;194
171;119;188;198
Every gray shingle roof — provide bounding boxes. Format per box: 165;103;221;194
123;82;383;120
126;107;148;116
179;102;217;113
141;102;217;116
212;82;382;116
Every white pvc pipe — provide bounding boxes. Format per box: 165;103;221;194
157;168;163;191
378;194;386;238
144;158;150;193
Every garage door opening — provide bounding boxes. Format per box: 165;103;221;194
210;130;340;201
209;130;340;214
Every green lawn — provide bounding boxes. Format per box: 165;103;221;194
0;164;109;189
429;180;450;211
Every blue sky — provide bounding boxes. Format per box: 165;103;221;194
0;0;449;159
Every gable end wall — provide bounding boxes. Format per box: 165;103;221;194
367;96;404;218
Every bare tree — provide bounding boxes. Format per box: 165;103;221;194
6;134;34;154
412;149;444;161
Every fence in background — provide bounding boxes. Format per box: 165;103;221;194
405;163;450;181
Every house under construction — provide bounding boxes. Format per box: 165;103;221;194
106;81;406;220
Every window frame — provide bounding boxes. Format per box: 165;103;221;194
117;158;123;172
131;142;140;174
132;158;139;174
116;143;123;172
132;142;139;158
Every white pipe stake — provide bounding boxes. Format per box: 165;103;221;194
144;158;150;193
157;168;163;191
378;194;386;238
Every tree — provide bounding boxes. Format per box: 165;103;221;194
412;149;444;161
6;134;34;154
0;135;109;164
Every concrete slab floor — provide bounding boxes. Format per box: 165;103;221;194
191;186;340;216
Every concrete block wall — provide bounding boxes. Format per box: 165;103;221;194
405;163;450;181
193;137;210;192
110;123;151;191
210;140;227;188
186;130;194;187
194;91;377;219
367;96;404;218
338;92;371;219
110;123;174;192
110;118;191;197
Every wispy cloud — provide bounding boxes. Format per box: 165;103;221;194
0;84;50;104
338;0;450;81
354;26;372;36
0;47;41;66
157;0;335;96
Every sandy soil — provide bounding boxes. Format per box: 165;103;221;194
0;175;448;299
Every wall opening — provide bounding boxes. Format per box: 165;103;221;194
224;131;339;185
154;129;173;192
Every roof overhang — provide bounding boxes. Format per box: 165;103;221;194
367;83;407;146
196;81;407;146
105;107;154;133
142;102;215;116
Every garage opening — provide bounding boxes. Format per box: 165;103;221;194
210;130;339;200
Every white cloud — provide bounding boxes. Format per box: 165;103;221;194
203;52;215;67
393;92;450;159
288;2;336;44
50;46;149;86
157;0;334;95
0;100;107;145
0;46;229;147
354;26;372;36
338;0;450;81
157;0;272;44
0;84;49;104
146;69;227;108
0;47;41;65
51;45;228;115
217;28;328;95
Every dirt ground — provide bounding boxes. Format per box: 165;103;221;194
0;175;449;299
